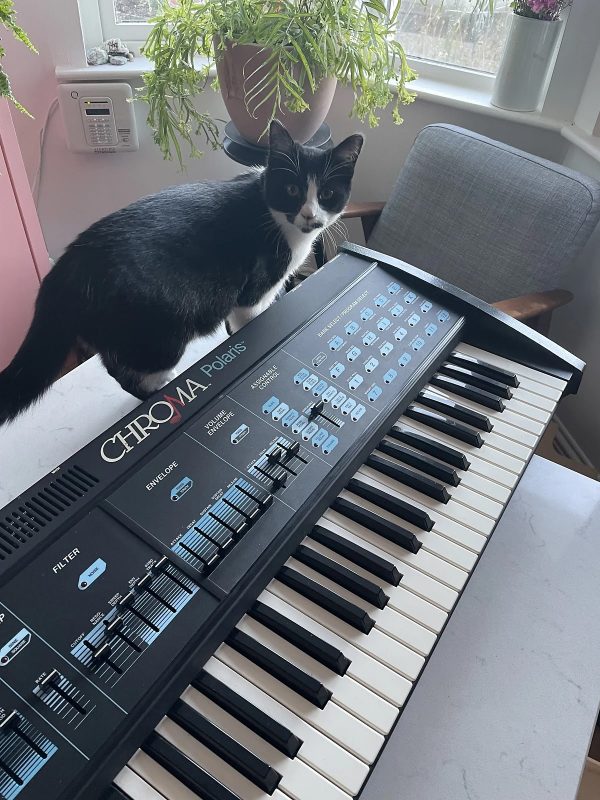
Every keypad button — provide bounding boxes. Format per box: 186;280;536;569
361;307;374;321
394;327;407;341
262;396;279;414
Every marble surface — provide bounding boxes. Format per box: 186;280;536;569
362;455;600;800
0;326;228;506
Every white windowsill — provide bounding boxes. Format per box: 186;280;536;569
57;57;600;160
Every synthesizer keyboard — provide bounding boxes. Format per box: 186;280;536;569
0;243;583;800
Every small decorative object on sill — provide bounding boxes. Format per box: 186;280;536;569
86;47;108;66
491;0;571;112
104;38;135;66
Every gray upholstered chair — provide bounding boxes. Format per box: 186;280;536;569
342;124;600;332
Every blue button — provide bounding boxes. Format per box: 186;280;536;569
387;282;401;294
293;369;310;385
349;373;364;390
330;362;345;379
360;307;374;321
282;409;299;427
332;392;347;409
347;346;361;362
398;352;412;367
341;398;357;415
425;323;438;337
322;434;339;454
363;332;377;346
328;335;344;351
377;317;391;331
303;374;319;391
312;352;327;367
302;422;319;441
367;386;383;402
262;396;279;414
312;427;329;447
420;301;433;313
365;357;379;373
438;309;450;323
313;380;328;397
407;313;421;327
404;291;417;304
322;386;337;403
412;337;425;351
390;303;404;317
292;415;308;433
383;368;397;384
345;321;360;335
394;327;408;341
272;402;289;421
374;293;388;307
380;341;394;357
351;404;366;421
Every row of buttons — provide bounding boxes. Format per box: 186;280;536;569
261;397;344;452
331;315;438;354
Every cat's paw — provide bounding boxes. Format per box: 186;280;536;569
139;369;177;394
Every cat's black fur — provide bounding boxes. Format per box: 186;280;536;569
0;122;363;424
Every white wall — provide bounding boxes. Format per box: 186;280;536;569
4;1;600;465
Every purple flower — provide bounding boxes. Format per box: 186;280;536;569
528;0;559;12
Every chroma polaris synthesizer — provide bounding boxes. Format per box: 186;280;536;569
0;243;584;800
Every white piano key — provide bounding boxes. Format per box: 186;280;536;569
394;420;521;489
216;644;385;764
358;459;500;533
156;717;293;800
284;556;436;659
115;765;170;800
128;750;201;800
259;589;413;705
297;540;450;639
267;574;428;675
236;615;398;734
320;514;458;612
507;384;556;412
454;342;567;395
204;658;369;796
180;686;352;800
423;384;545;438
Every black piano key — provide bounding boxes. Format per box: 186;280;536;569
168;699;281;794
331;496;422;554
349;471;436;527
250;600;351;676
438;363;512;399
226;629;332;709
448;351;519;387
418;389;492;432
278;566;375;634
143;732;239;800
104;787;129;800
294;544;389;610
389;423;471;469
405;406;483;448
310;524;402;586
363;455;449;506
376;439;460;486
430;374;505;412
192;671;302;757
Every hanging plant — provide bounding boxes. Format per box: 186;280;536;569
0;0;37;116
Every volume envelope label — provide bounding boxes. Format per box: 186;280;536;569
78;558;107;590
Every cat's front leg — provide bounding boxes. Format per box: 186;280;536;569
227;283;285;335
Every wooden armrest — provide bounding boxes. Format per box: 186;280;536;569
342;201;385;242
492;289;573;321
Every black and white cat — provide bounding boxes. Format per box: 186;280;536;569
0;121;363;424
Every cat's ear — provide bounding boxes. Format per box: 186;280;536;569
332;133;364;165
269;120;295;154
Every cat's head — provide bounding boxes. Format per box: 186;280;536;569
264;121;363;235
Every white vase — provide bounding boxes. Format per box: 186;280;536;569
491;14;562;112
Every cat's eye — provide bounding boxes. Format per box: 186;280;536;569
286;184;300;197
320;188;334;201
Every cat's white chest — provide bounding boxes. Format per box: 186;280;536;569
273;214;321;279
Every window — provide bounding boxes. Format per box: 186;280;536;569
98;0;157;43
112;0;159;24
395;0;513;75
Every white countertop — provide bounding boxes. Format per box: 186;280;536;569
0;326;228;506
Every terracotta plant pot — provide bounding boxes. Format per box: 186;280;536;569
215;40;337;145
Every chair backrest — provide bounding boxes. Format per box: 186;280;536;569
368;124;600;303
